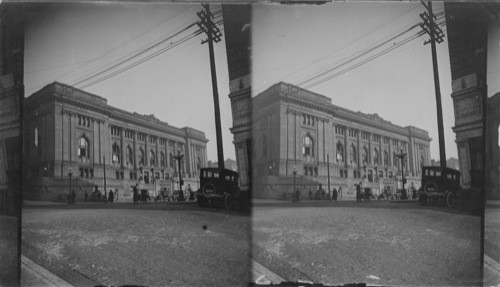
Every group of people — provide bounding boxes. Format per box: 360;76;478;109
83;186;118;203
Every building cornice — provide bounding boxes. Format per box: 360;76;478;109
28;82;208;142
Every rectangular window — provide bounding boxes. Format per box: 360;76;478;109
79;168;84;177
116;171;120;179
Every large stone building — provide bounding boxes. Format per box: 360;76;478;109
252;82;432;199
23;82;209;201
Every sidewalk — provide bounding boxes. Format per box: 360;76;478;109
21;255;73;287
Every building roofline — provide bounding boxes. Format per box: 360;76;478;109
27;82;208;142
254;81;432;141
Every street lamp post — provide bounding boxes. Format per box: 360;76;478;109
395;149;408;199
173;151;185;201
68;168;73;205
292;167;297;202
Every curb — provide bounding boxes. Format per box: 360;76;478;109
21;255;73;287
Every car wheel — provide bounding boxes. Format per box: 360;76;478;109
224;193;234;210
446;191;455;208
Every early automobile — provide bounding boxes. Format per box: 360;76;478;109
418;166;461;207
195;167;248;210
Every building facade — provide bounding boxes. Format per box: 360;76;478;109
24;82;208;201
0;5;24;217
222;5;252;191
252;82;432;199
444;3;488;192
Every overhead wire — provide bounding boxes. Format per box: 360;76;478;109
25;6;194;77
72;21;199;88
251;5;422;95
78;10;224;89
303;18;446;90
294;10;447;90
295;22;422;88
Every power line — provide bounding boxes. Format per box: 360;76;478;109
72;10;223;89
252;6;425;96
79;30;202;90
296;22;422;88
72;21;198;88
303;30;427;89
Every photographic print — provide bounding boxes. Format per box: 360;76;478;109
250;2;492;286
21;3;250;286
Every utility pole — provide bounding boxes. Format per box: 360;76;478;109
420;1;446;169
197;4;225;170
174;151;185;201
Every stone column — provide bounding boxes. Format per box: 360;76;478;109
145;135;149;167
368;132;372;165
120;129;125;169
344;130;349;168
133;132;138;169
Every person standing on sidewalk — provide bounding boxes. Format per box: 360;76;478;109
356;184;361;202
71;190;76;205
333;187;338;201
108;189;114;203
84;191;88;203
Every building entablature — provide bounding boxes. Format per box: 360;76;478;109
285;107;330;123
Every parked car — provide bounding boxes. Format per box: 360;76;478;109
418;166;461;207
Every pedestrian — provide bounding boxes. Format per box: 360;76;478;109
108;189;114;203
84;191;88;203
356;184;361;202
333;187;338;201
309;189;312;200
295;188;300;202
133;184;139;204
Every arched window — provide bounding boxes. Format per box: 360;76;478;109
78;137;90;159
373;148;379;165
138;148;145;166
150;150;156;167
112;143;120;163
160;152;166;168
126;146;133;165
350;144;357;164
303;135;313;157
336;142;344;162
362;146;368;165
384;150;389;166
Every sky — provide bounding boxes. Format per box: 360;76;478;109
24;3;234;162
252;2;457;161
